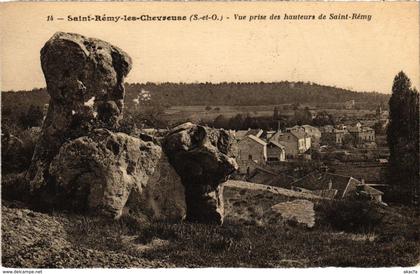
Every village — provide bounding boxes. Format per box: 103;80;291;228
231;103;389;205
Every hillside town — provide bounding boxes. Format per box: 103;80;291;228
233;111;388;205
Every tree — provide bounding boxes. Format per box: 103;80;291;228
312;111;335;126
293;107;312;125
213;115;229;129
229;114;245;130
342;133;356;148
19;105;44;129
133;103;167;128
243;114;254;129
372;121;386;135
387;71;420;205
273;106;279;120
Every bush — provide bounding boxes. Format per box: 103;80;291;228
1;127;39;174
316;200;383;232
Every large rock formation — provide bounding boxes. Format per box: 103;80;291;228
223;180;323;227
18;32;237;224
27;32;132;191
49;129;186;220
271;200;315;228
163;123;238;224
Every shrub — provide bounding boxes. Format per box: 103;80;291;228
1;127;39;174
316;200;383;232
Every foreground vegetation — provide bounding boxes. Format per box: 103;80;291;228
3;198;419;268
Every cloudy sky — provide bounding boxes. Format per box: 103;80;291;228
0;2;418;93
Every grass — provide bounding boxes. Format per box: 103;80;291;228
61;203;420;268
135;221;419;267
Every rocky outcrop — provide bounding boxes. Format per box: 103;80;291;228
162;122;238;224
1;203;175;268
27;32;132;191
271;200;315;228
18;32;236;224
223;180;322;226
49;129;186;220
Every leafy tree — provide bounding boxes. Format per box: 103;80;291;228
228;114;245;130
133;103;167;128
312;111;335;126
387;71;420;205
342;133;356;148
213;115;229;129
243;114;254;129
293;107;312;126
18;105;44;129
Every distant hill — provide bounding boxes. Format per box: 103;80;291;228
124;82;390;108
1;82;389;118
2;88;50;120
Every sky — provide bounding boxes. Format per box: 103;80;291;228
0;2;419;93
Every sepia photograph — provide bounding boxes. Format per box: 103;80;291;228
0;1;419;270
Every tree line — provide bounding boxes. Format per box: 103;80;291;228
124;81;389;107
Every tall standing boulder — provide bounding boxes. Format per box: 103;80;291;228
27;32;132;191
163;123;238;224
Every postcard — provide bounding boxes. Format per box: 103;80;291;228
1;1;419;270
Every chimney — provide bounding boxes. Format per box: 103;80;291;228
361;179;365;185
277;120;281;132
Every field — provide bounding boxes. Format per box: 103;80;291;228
160;105;287;124
158;104;377;125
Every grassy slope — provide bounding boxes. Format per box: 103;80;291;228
2;183;420;268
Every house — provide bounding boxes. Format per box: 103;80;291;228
248;166;295;188
260;130;276;141
286;126;311;150
270;131;310;159
357;184;384;204
302;125;321;148
234;128;263;141
247;129;264;138
266;140;286;162
291;172;362;199
286;125;321;149
237;134;267;174
235;130;249;140
291;171;385;203
378;158;388;165
319;125;335;134
347;124;375;144
375;105;389;120
361;127;375;142
321;128;347;146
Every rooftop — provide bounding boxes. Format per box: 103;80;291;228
247;134;267;146
290;130;307;140
291;172;362;198
268;140;285;149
